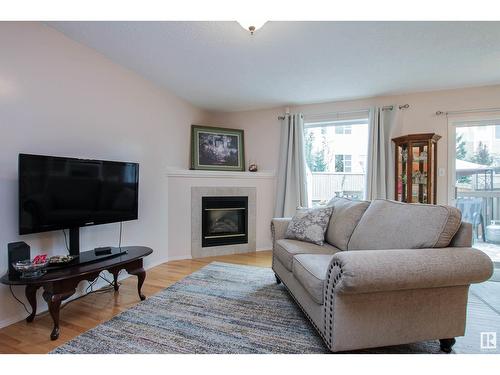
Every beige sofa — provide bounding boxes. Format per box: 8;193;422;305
271;198;494;353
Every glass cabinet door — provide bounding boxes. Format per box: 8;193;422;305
410;141;429;203
397;144;408;202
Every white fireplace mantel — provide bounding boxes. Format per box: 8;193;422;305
166;168;275;179
167;167;276;260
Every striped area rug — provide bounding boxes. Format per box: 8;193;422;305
52;262;446;354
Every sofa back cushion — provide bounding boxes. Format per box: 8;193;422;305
348;199;462;250
325;197;370;250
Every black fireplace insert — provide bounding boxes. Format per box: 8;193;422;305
202;196;248;247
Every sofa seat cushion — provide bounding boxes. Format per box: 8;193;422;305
292;254;335;304
326;197;370;250
348;199;462;250
274;239;339;271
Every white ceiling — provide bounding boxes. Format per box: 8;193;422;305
47;21;500;112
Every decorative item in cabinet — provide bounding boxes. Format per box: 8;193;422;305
392;133;441;204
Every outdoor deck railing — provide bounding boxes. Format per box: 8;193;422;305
311;172;365;202
457;190;500;227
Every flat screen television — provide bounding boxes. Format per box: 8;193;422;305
19;154;139;255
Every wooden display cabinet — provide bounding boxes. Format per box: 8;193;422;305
392;133;441;204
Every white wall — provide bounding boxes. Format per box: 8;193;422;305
209;84;500;204
0;22;209;327
208;107;283;172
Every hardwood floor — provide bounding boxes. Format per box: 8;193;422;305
1;250;498;354
0;251;272;354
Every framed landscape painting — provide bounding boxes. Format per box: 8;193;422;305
190;125;245;171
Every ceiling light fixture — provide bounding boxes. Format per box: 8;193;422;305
237;20;267;35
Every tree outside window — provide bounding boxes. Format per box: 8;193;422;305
471;141;493;166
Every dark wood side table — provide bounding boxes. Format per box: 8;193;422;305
1;246;153;340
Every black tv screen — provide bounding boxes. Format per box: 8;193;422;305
19;154;139;235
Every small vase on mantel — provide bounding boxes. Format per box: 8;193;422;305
248;161;258;172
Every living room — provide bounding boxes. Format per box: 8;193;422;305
1;0;500;372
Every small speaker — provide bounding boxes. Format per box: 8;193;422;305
8;241;31;276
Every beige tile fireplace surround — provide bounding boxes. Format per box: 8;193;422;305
191;186;256;258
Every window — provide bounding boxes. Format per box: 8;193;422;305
335;155;352;172
335;125;352;135
304;118;369;204
451;117;500;259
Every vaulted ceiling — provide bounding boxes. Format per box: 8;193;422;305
48;21;500;112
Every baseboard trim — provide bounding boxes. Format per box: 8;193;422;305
166;254;192;261
0;315;27;330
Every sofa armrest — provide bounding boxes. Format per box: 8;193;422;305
326;247;493;295
271;218;292;245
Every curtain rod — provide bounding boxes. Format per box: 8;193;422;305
278;108;368;121
382;104;410;111
435;107;500;116
278;104;410;120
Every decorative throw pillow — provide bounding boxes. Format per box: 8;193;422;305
285;206;334;246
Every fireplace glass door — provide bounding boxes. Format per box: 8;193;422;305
202;196;248;247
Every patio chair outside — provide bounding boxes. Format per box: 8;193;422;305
456;197;486;242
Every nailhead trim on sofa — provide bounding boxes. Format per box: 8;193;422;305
324;260;343;349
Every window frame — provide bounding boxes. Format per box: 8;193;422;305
334;154;352;173
304;116;369;203
334;125;352;135
447;113;500;206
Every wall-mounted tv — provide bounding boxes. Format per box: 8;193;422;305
19;154;139;245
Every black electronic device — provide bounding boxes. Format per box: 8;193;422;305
94;246;112;256
18;154;139;257
8;241;31;276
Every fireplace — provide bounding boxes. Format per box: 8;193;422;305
202;196;248;247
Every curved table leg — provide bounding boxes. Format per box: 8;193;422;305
25;285;40;322
128;268;146;301
111;270;120;291
43;289;75;340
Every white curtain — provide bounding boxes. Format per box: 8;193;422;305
365;107;397;200
274;113;309;217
